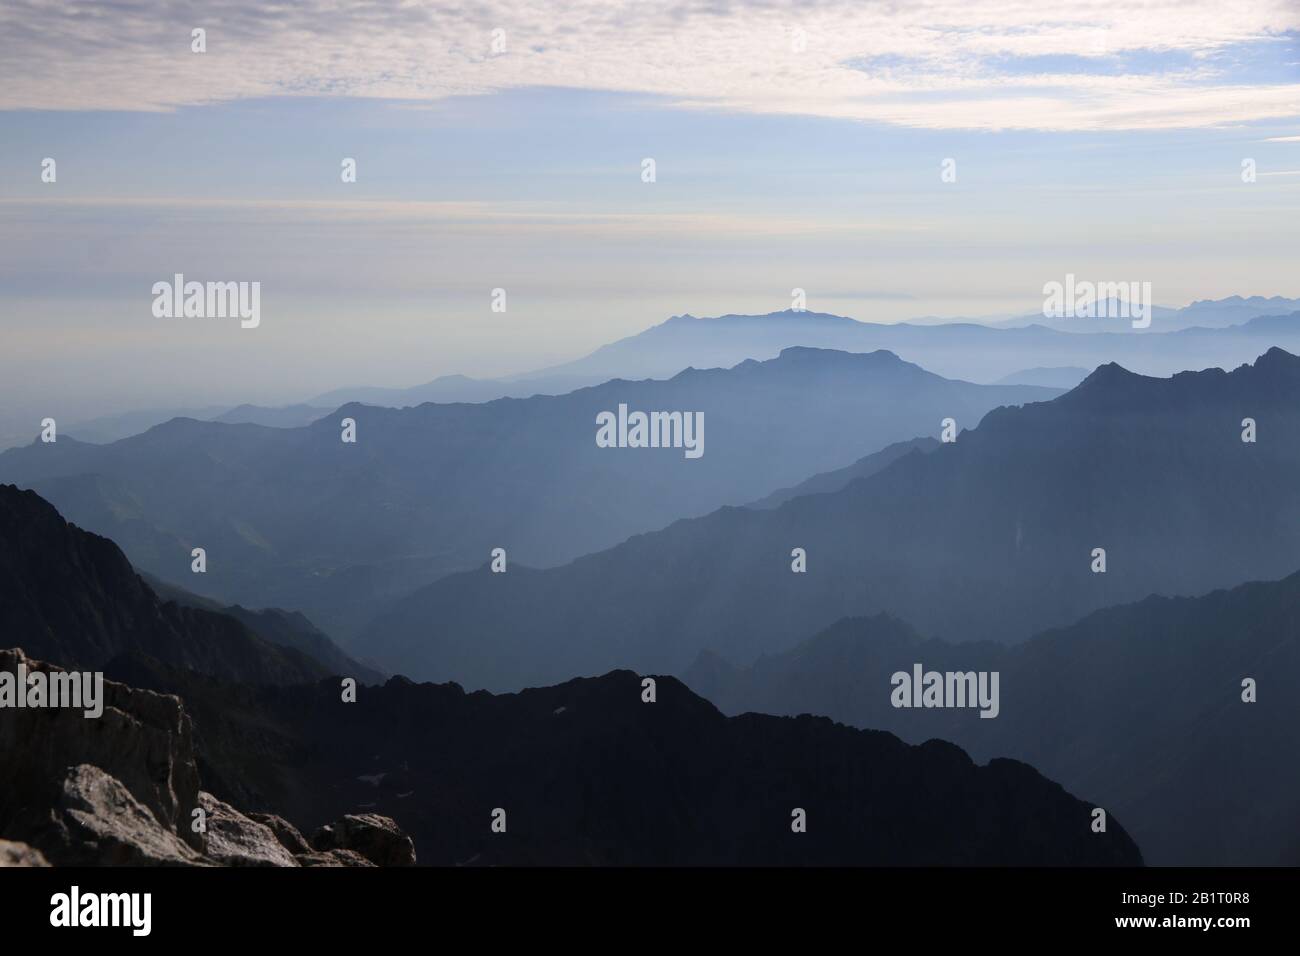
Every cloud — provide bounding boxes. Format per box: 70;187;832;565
0;0;1297;130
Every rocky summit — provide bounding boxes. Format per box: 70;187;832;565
0;648;414;868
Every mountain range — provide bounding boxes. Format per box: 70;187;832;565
0;348;1056;640
683;569;1300;866
355;347;1300;691
308;296;1300;409
7;295;1294;456
0;486;1140;867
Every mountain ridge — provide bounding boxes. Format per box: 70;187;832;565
355;347;1300;690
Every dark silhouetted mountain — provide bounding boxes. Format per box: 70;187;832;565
0;349;1055;639
143;573;384;684
0;484;329;685
101;658;1140;866
683;569;1300;866
358;348;1300;691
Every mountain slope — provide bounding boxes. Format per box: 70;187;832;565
143;573;384;684
0;349;1056;639
0;484;332;685
746;437;939;509
104;658;1141;867
683;570;1300;866
357;348;1300;690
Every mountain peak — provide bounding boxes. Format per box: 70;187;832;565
1068;360;1143;393
774;345;904;364
1255;345;1300;368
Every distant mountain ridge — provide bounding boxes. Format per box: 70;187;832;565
0;486;1142;867
683;569;1300;866
8;296;1294;454
3;403;335;451
994;367;1091;389
0;348;1056;640
355;348;1300;691
309;296;1300;408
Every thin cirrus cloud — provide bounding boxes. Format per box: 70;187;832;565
1;0;1297;131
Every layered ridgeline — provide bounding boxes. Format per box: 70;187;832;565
105;659;1141;866
683;571;1300;866
476;304;1300;390
310;299;1300;407
0;349;1056;638
358;348;1300;691
0;488;1140;867
0;484;366;685
7;297;1293;455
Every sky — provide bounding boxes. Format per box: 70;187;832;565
1;0;1298;429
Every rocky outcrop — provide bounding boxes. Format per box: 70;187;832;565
197;792;299;867
40;764;208;866
247;811;313;855
0;839;49;867
311;814;416;867
0;648;415;867
0;648;202;855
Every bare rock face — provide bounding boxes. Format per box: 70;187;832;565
1;648;416;867
197;792;300;867
311;813;416;867
0;648;202;854
247;812;313;855
0;839;49;867
296;849;375;867
42;764;208;866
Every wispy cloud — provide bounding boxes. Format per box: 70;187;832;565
2;0;1297;131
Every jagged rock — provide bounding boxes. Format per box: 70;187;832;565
0;648;202;853
45;764;208;866
197;793;299;867
1;648;419;868
295;848;374;867
311;813;416;867
0;839;49;867
248;812;313;855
